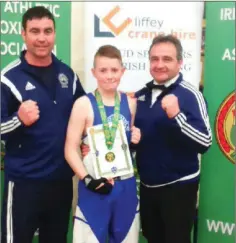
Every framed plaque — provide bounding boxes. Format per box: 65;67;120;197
87;121;134;179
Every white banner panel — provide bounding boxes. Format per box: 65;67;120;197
84;2;203;92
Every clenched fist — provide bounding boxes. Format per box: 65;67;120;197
161;94;180;118
131;126;141;144
18;100;40;126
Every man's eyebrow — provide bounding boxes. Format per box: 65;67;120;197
44;27;54;31
29;27;40;31
150;55;173;59
29;27;53;30
163;56;173;59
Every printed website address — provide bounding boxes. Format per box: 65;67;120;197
206;219;235;236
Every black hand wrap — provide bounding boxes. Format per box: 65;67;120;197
83;174;113;195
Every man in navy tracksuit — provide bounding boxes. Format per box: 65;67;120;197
134;35;212;243
1;6;85;243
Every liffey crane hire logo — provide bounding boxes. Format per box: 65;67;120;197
94;6;132;37
215;92;235;164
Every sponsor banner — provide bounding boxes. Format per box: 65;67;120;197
198;2;235;243
0;1;71;68
84;2;203;92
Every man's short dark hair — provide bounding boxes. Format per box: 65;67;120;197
22;6;55;30
149;34;183;61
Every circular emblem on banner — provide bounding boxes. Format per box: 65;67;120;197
215;92;235;164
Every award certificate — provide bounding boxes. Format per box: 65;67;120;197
87;121;134;179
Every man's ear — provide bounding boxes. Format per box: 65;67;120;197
178;59;183;68
21;29;26;42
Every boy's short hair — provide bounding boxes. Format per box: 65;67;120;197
94;45;122;67
22;6;55;30
149;34;183;61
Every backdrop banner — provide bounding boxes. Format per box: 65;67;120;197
84;3;204;243
197;2;235;243
83;2;203;93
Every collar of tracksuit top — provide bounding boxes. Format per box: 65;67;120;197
137;72;183;105
147;74;180;105
20;50;60;68
20;50;60;69
20;51;59;84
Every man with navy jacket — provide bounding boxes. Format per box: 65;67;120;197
134;35;212;243
1;6;85;243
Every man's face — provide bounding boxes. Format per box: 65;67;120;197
92;56;125;92
21;17;55;59
149;42;183;84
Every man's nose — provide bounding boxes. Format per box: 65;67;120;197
156;60;165;68
37;33;46;42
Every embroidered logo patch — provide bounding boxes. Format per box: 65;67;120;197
58;73;68;88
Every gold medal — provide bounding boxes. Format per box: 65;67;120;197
105;152;115;162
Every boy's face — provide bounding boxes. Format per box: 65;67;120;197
92;56;125;92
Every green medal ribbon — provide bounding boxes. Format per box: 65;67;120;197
95;90;120;150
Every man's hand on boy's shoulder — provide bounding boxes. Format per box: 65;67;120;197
126;92;136;98
119;90;136;99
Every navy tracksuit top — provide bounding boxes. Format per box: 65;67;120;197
1;51;85;181
134;73;212;186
